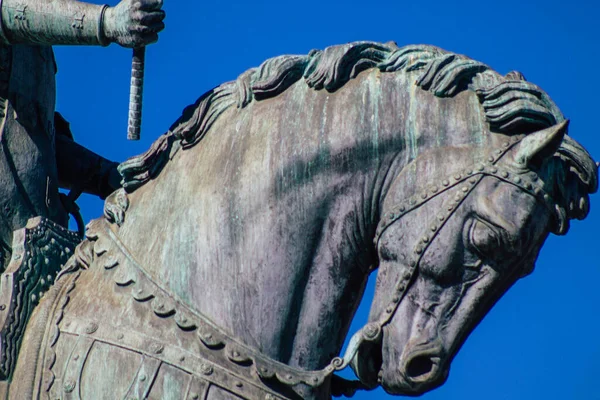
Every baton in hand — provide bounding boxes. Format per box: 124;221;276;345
127;47;146;141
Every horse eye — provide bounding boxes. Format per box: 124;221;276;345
469;219;501;258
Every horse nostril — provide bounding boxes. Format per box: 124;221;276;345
406;355;435;379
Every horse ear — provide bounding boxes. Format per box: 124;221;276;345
513;120;569;167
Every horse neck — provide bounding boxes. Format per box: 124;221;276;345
116;71;485;373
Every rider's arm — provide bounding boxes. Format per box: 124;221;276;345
0;0;164;47
54;113;121;199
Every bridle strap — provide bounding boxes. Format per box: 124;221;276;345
330;135;557;379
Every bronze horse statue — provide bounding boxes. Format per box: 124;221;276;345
3;42;596;399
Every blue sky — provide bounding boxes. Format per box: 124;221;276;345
55;1;599;399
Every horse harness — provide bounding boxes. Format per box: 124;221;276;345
23;136;556;400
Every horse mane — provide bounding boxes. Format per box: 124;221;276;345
118;41;597;233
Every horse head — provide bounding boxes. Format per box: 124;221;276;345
351;120;597;395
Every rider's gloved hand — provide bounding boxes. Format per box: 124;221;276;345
103;0;166;48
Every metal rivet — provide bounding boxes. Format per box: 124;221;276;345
526;183;533;190
204;333;213;340
502;171;509;178
462;186;469;192
514;177;522;184
466;170;473;175
503;141;510;147
392;296;400;303
385;306;394;313
180;356;186;362
200;363;213;375
398;284;405;292
490;167;498;173
534;187;542;195
469;178;477;184
85;322;98;334
442;180;449;186
31;294;37;302
495;149;503;155
150;343;164;354
415;247;423;254
235;381;243;388
139;374;147;382
0;305;5;311
431;186;438;193
447;205;454;211
233;351;240;357
409;199;416;206
64;380;76;393
421;193;427;199
438;214;445;221
430;225;437;232
488;156;495;162
454;174;461;181
544;194;551;201
477;165;485;171
73;355;79;361
422;236;429;243
117;333;124;340
190;394;199;400
399;205;405;212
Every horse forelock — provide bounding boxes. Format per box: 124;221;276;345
119;41;580;204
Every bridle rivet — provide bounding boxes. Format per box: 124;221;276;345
514;176;522;184
502;141;510;147
399;205;406;212
415;246;423;254
438;214;445;221
488;156;495;162
422;236;429;243
454;174;461;181
421;192;428;199
430;225;437;232
410;199;416;205
490;167;498;173
502;171;509;178
544;194;551;201
469;177;477;184
392;296;400;303
447;205;454;211
477;165;485;171
495;149;503;155
385;306;394;314
526;183;533;190
461;186;469;193
431;186;438;193
442;180;449;186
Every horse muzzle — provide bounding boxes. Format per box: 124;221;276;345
381;340;449;395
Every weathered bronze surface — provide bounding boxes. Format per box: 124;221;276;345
0;31;597;400
5;41;595;399
0;0;166;395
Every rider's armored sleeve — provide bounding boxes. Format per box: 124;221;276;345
0;0;109;46
54;113;120;199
